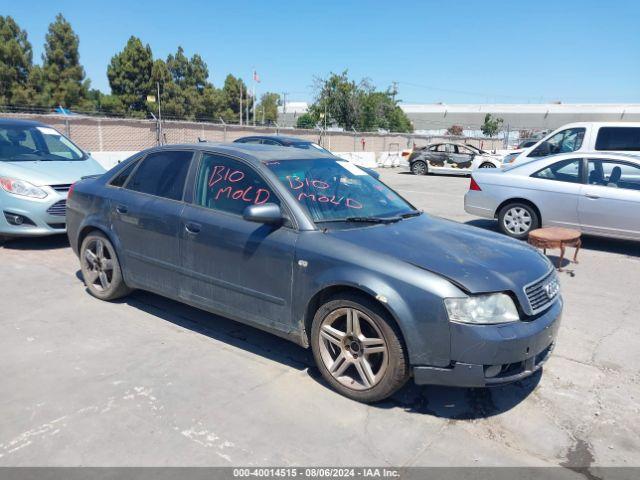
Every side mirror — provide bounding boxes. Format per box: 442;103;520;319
531;141;551;157
243;203;283;225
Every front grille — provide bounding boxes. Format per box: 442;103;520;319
524;270;558;314
49;184;72;193
46;200;67;217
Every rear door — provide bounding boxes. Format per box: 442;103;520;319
110;150;194;296
179;152;297;331
448;145;474;171
527;158;584;228
578;158;640;239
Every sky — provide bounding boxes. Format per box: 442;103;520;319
2;0;639;104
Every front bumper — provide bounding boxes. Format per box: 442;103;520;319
0;189;68;237
414;297;562;387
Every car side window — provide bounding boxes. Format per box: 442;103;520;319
587;159;640;191
125;150;193;201
194;153;280;215
261;139;280;145
532;159;582;183
530;128;586;157
110;159;140;187
427;145;437;151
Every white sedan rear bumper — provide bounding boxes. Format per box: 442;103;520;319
464;190;498;219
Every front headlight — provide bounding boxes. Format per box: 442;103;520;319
0;177;48;199
444;293;519;324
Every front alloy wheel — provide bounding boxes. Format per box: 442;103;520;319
319;307;388;390
311;294;409;402
479;162;496;168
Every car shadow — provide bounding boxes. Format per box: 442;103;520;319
74;270;537;419
0;234;70;250
396;171;470;178
464;219;640;258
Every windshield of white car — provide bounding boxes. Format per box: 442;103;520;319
265;158;418;223
0;125;87;162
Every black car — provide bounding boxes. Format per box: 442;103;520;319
233;135;331;154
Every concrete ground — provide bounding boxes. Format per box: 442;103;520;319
1;168;639;469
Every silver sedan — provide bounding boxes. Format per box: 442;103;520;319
464;152;640;240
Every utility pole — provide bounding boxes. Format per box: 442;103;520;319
239;87;243;126
157;82;162;145
281;92;288;113
252;86;256;126
391;81;398;103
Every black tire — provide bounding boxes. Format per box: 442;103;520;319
479;162;496;169
310;293;409;403
410;160;428;176
80;231;131;301
498;202;540;239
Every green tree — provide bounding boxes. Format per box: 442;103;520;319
42;14;89;108
309;71;412;133
481;113;504;137
296;113;317;129
0;16;33;105
256;92;280;124
107;36;153;116
220;74;250;123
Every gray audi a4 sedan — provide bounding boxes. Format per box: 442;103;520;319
67;143;562;402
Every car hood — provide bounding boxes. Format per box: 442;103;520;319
0;158;105;186
326;214;551;297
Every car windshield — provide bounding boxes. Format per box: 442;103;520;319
0;125;86;162
265;158;418;223
292;142;332;155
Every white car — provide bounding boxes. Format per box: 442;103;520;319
409;143;502;175
504;122;640;166
464;152;640;240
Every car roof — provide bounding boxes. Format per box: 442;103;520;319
140;142;335;164
0;117;47;127
234;135;313;144
505;151;640;173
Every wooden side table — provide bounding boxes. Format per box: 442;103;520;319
528;227;582;271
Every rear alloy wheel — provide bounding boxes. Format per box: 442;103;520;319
411;160;428;175
80;232;131;301
479;162;496;168
311;294;409;403
498;202;540;239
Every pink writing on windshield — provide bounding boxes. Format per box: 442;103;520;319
286;175;362;209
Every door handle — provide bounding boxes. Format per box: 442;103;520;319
584;193;600;199
185;222;201;234
115;205;128;214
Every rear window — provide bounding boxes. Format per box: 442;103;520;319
126;150;193;201
595;127;640;151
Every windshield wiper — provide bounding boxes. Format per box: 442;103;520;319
344;216;403;224
401;210;422;218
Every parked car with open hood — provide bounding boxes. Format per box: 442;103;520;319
0;118;105;241
67;142;562;402
409;142;502;175
465;152;640;240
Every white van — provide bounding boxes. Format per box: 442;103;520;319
505;122;640;165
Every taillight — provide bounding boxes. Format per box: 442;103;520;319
401;151;410;157
68;182;76;198
469;177;481;191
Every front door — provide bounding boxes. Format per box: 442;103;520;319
578;158;640;239
110;150;193;295
180;152;297;331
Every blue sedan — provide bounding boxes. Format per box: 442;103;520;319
0;118;105;241
67;143;562;402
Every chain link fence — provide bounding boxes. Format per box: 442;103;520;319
0;111;508;154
